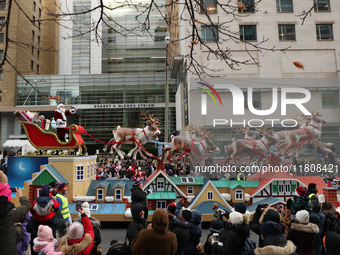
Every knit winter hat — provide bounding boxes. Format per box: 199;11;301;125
133;178;142;186
167;202;176;215
210;219;224;232
260;221;283;239
322;202;333;211
229;211;244;225
182;209;192;222
39;185;50;197
0;171;8;184
56;182;67;192
67;222;84;240
0;183;11;202
296;210;310;224
295;186;307;197
234;202;247;214
37;225;54;242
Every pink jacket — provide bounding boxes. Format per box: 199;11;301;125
0;183;11;202
33;238;63;255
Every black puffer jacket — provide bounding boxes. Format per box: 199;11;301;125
309;210;325;246
168;215;190;255
213;215;250;255
127;203;148;244
323;207;336;235
184;210;202;255
325;231;340;255
130;187;147;207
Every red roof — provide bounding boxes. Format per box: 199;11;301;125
295;176;327;195
143;169;167;188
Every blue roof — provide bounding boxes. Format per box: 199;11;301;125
193;201;231;214
69;203;126;214
112;181;126;188
247;197;281;212
95;181;110;188
42;164;68;183
187;178;210;207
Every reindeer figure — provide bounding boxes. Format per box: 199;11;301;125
103;112;161;160
227;127;278;166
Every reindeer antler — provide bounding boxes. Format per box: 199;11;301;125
311;111;322;118
255;127;274;135
232;127;251;134
198;126;215;140
141;111;161;126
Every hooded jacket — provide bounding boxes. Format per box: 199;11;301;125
323;207;336;235
17;211;32;255
0;195;30;255
213;214;250;255
309;210;325;246
131;208;177;255
33;238;62;255
127;203;148;244
130;186;147;207
168;215;190;255
287;222;319;255
325;231;340;255
184;210;202;255
0;183;11;202
30;196;60;222
254;234;297;255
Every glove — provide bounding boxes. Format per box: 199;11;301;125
147;189;152;195
56;119;64;125
256;204;263;215
286;198;293;210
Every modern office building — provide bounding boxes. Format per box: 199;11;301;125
172;0;340;156
1;0;176;154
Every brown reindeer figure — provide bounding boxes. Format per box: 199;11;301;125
162;127;220;163
227;127;279;166
276;112;333;157
103;111;161;160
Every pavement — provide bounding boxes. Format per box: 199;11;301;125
99;222;259;254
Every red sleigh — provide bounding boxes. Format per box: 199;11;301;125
19;121;87;157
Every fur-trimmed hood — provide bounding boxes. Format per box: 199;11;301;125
259;208;281;224
290;222;319;234
322;207;336;218
61;234;92;254
254;240;296;255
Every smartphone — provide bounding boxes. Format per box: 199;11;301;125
9;187;17;192
76;201;82;211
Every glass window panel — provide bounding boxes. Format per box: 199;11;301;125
0;0;6;9
278;24;296;40
315;0;330;11
239;0;255;13
240;25;257;41
316;24;333;40
200;0;217;14
276;0;293;12
321;90;339;107
202;25;219;42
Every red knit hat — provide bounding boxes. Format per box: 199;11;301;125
56;182;67;192
295;186;307;196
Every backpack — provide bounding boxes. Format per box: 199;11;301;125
239;237;256;255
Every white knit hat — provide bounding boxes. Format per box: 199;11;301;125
229;211;244;225
295;210;309;224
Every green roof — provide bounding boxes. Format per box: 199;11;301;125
168;176;205;185
147;191;177;200
212;179;259;189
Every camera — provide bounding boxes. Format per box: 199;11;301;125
76;201;82;211
9;187;17;192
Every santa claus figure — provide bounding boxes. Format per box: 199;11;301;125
54;103;77;142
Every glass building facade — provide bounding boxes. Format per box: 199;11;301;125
15;0;176;154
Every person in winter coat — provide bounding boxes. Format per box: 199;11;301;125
33;225;64;255
324;231;340;255
74;202;102;254
170;208;191;255
17;211;32;255
204;218;225;255
184;210;202;255
0;187;30;255
130;178;152;207
287;210;319;255
322;202;336;235
309;198;325;255
56;205;95;255
131;208;177;255
254;221;297;255
291;186;310;214
250;204;284;247
0;170;11;202
212;211;250;255
127;203;148;246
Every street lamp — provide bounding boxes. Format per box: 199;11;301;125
164;31;170;142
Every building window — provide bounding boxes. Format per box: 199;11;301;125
238;0;255;13
0;0;6;9
187;186;194;195
235;190;243;200
38;22;41;30
321;90;339;107
278;24;296;41
316;24;333;40
33;16;35;23
285;184;290;192
240;25;257;41
0;50;3;59
31;46;34;55
207;191;213;200
87;164;90;179
97;189;104;201
0;70;3;80
38;36;40;45
36;64;39;73
91;163;94;177
33;2;36;11
244;92;261;109
32;31;35;40
157;179;164;191
156;201;166;209
39;8;42;17
37;50;40;59
314;0;330;11
0;17;5;24
31;60;34;70
279;184;284;193
76;165;84;180
202;25;219;42
115;189;122;201
200;0;217;14
290;184;297;192
276;0;293;12
0;33;4;42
